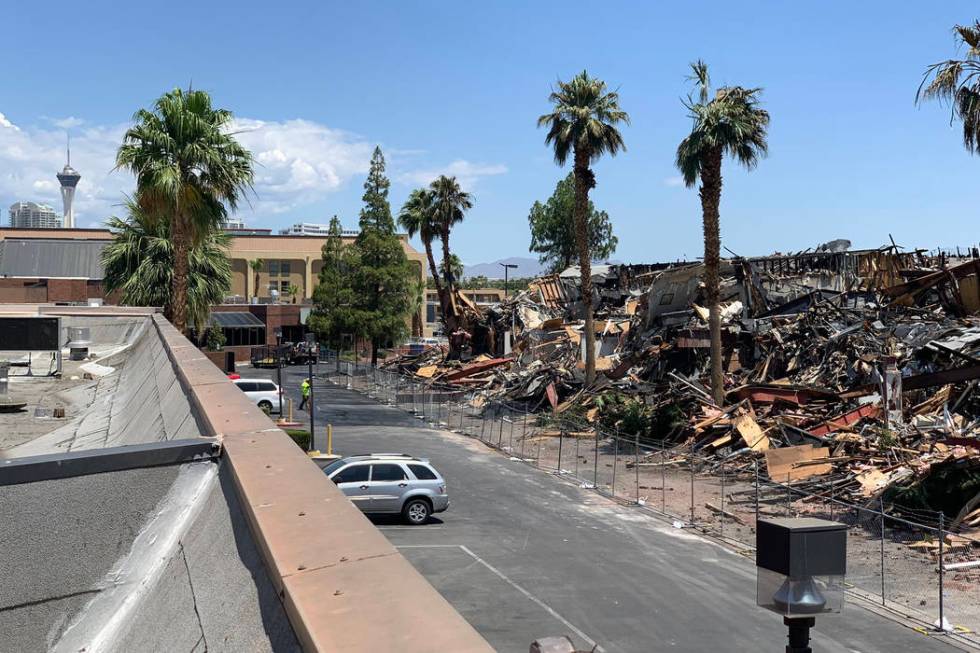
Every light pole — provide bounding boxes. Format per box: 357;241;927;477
757;518;847;653
274;327;283;416
305;332;316;452
499;263;518;298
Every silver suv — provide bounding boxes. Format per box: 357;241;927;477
323;454;449;525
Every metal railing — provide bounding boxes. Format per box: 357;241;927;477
317;352;980;643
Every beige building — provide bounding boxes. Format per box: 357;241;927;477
0;226;427;306
227;233;425;302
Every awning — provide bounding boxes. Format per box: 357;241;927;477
210;311;265;328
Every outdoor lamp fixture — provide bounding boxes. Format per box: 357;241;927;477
757;518;847;653
274;327;282;345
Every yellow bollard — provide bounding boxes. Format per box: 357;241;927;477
327;424;333;456
287;398;293;422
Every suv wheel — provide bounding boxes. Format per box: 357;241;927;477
258;400;273;414
402;498;430;525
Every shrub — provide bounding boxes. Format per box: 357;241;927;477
284;428;311;450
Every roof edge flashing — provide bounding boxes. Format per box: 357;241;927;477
0;439;221;486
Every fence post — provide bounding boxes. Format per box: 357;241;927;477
497;411;505;448
938;511;945;632
575;431;580;479
612;436;618;499
879;497;886;605
509;414;515;451
830;479;835;521
786;475;792;516
521;412;528;455
593;426;599;489
690;457;695;524
720;466;726;539
520;411;527;459
635;433;641;506
557;429;564;474
661;445;666;514
754;460;760;525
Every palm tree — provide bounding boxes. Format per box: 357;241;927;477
116;88;253;333
287;284;300;304
398;188;443;298
102;198;232;333
675;61;769;405
429;175;472;339
538;70;629;384
249;258;264;300
441;253;464;284
917;21;980;154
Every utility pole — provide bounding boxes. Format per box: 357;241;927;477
499;262;518;298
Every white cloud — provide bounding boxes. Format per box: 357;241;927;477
0;113;18;130
230;117;375;214
397;159;508;190
663;175;685;187
0;111;501;224
53;116;85;129
0;113;129;222
0;113;377;222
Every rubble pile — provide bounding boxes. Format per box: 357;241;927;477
385;243;980;523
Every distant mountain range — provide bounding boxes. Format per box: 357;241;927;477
462;257;544;279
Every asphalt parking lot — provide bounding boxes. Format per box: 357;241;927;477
244;364;960;653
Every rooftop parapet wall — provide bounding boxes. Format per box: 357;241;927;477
150;315;492;653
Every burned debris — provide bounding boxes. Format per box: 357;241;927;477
384;242;980;526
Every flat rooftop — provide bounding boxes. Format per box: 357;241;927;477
0;306;490;653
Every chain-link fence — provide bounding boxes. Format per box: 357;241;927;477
315;352;980;642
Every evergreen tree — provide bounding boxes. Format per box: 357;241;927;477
528;173;617;274
349;147;415;364
308;216;356;348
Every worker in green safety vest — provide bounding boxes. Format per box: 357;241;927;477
299;378;311;410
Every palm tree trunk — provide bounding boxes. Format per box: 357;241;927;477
699;147;724;405
171;212;190;334
424;241;443;297
441;229;462;355
423;240;447;337
573;147;596;385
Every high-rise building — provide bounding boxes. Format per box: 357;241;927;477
9;201;62;228
56;137;81;228
279;222;358;237
221;217;247;230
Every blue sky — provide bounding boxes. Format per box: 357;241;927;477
2;1;978;264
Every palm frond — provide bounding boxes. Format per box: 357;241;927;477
675;62;769;185
538;70;630;165
917;21;980;153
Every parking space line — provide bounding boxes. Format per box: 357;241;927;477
396;544;602;652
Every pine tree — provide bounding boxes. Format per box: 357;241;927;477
349;147;416;364
308;216;356;348
528;173;617;274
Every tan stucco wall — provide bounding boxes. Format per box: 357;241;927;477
228;234;426;301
